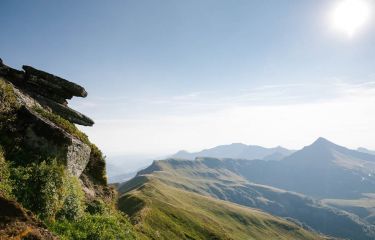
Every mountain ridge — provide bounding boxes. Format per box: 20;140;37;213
119;170;333;240
120;157;375;240
172;143;294;161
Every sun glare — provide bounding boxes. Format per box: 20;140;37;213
331;0;371;37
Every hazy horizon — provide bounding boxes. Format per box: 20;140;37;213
1;0;375;159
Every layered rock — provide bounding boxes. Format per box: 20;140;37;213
0;58;94;126
0;59;99;178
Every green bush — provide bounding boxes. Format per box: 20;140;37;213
0;78;19;114
49;212;136;240
86;199;106;215
11;160;67;221
84;144;107;185
56;175;85;221
0;147;13;198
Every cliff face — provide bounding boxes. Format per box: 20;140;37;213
0;59;134;239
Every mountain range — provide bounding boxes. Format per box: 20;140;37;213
226;137;375;199
119;137;375;240
172;143;294;161
358;147;375;156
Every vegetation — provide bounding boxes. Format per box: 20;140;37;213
0;77;135;239
11;159;74;221
49;211;136;240
83;143;108;185
33;106;90;144
0;78;19;113
119;177;325;240
33;106;108;185
119;159;375;240
323;196;375;225
0;147;12;198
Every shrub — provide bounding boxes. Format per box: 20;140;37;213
86;199;106;215
49;212;137;240
0;78;19;114
0;147;13;198
56;175;85;221
84;144;107;185
11;160;67;221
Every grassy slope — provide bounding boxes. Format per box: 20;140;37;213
323;194;375;224
119;177;326;240
119;158;375;240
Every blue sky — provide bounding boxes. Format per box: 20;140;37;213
1;1;375;166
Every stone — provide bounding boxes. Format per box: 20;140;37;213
0;58;94;126
23;65;88;97
20;106;91;177
36;95;94;126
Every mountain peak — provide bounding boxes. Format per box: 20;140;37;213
311;137;335;147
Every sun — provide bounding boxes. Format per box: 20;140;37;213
331;0;371;37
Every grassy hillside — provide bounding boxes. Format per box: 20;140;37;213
119;176;328;240
119;158;375;240
323;194;375;224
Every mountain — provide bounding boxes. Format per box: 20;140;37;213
323;193;375;225
118;169;331;240
358;147;375;156
226;137;375;199
108;171;137;184
172;143;294;161
119;158;375;240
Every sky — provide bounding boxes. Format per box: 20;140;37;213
1;0;375;169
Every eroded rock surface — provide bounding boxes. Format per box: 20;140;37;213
0;58;93;126
0;59;99;177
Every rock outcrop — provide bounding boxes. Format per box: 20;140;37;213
0;59;105;180
0;58;134;239
0;58;94;126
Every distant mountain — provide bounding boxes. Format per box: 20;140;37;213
119;158;374;240
358;147;375;156
108;171;137;184
172;143;294;161
219;137;375;199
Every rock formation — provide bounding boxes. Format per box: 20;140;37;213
0;58;94;126
0;58;105;180
0;58;134;239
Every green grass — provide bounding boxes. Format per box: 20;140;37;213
49;212;136;240
32;106;90;144
119;177;326;240
119;159;375;240
323;196;375;224
0;146;13;199
0;78;20;113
